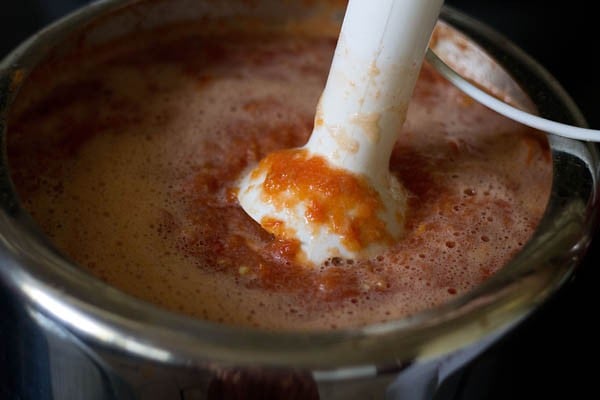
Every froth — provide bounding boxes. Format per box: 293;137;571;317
7;33;552;330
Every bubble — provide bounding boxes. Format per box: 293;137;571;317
331;257;343;266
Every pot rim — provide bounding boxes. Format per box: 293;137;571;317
0;0;598;373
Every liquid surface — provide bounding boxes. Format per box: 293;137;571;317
8;33;552;330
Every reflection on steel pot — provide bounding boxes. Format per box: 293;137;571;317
0;0;597;399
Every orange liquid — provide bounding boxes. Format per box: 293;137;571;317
7;33;551;330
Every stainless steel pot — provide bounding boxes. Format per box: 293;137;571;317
0;1;597;399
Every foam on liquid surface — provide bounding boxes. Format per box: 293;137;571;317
8;33;552;330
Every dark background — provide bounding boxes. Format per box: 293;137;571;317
1;1;598;399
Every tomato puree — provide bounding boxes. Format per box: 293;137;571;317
7;32;552;330
253;148;394;253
